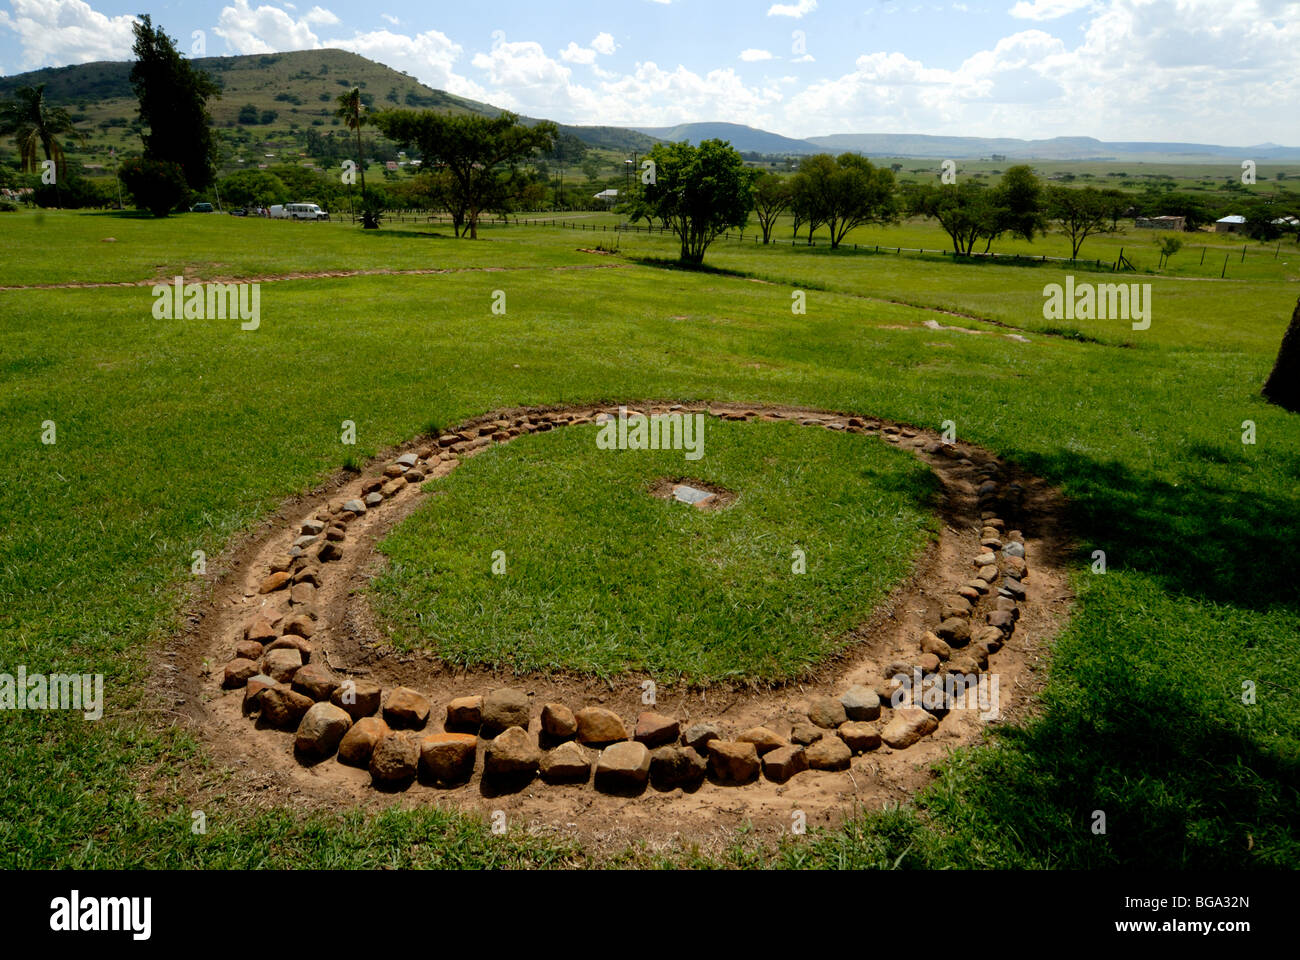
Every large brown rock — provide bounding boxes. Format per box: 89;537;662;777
382;687;431;729
481;687;531;734
446;695;483;728
633;712;680;748
234;640;264;661
242;673;277;713
838;721;881;754
649;745;707;788
330;679;382;720
575;706;628;744
420;732;479;784
338;716;389;766
369;733;418;785
881;707;939;748
262;647;303;683
540;702;577;739
840;685;881;721
222;658;259;689
294;702;353;759
737;726;788;755
937;618;971;646
595;741;651;790
260;685;314;729
806;735;852;771
291;663;339;701
707;741;760;784
682;721;722;752
483;726;538;779
244;615;278;643
539;741;591;783
807;695;847;729
258;571;291;594
762;745;808;783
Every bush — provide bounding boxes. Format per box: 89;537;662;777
0;199;18;212
118;157;190;217
33;172;112;209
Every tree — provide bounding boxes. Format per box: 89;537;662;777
997;165;1047;243
1156;235;1182;269
907;181;1002;254
375;110;556;238
0;84;84;193
130;15;221;191
334;87;367;198
118;157;190;216
1048;186;1110;258
634;139;755;265
752;171;793;244
789;153;898;248
1262;297;1300;413
218;169;289;208
545;132;586;208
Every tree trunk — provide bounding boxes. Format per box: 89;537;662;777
1263;297;1300;413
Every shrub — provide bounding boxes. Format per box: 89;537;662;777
118;157;190;216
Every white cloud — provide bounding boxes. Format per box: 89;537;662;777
591;32;617;55
768;0;817;18
214;0;331;54
332;28;489;100
0;0;137;69
740;49;774;61
560;41;596;64
381;14;399;26
1009;0;1094;20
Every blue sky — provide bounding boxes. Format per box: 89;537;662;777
2;0;1297;144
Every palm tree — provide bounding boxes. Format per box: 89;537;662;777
334;87;367;200
0;84;83;203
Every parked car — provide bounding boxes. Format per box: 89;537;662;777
190;202;214;213
269;202;329;221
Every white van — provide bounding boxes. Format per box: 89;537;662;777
270;203;329;221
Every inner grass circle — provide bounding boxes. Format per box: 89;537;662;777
368;416;941;684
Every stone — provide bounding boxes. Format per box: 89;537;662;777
937;618;971;646
341;499;366;514
682;722;723;752
790;722;824;746
483;726;538;779
338;716;389;766
999;579;1027;601
634;712;680;747
420;732;479;784
595;741;651;789
921;631;952;660
973;552;997;568
260;685;314;729
446;695;483;727
222;658;259;688
382;686;431;729
762;745;808;783
805;735;852;771
539;741;591;783
919;653;941;673
259;571;291;594
838;721;881;754
266;634;312;660
281;613;316;639
481;687;531;734
330;678;383;719
244;615;278;643
369;733;418;785
317;541;343;563
324;527;346;542
364;493;383;508
940;594;972;619
841;685;881;721
292;566;321;586
987;609;1016;631
381;480;405;498
262;647;303;683
947;656;981;677
881;707;939;748
707;741;760;784
243;674;276;712
540;702;577;739
1003;541;1025;558
235;639;264;661
293;534;319;550
1004;555;1027;579
575;706;628;744
295;702;353;759
289;582;316;607
291;663;339;701
737;726;788;755
649;745;707;788
807;695;848;729
301;519;326;536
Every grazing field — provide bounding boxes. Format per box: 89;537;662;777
1;208;1297;868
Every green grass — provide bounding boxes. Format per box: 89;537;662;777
1;209;1297;869
370;419;938;681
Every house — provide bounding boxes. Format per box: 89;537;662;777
594;188;619;206
1215;214;1246;233
1135;215;1185;230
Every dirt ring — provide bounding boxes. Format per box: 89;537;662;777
167;402;1073;848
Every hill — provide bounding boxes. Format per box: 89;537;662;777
633;121;818;155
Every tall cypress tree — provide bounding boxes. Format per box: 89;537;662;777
130;14;221;191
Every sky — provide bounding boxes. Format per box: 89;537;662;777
0;0;1297;145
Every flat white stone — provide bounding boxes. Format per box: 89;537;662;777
672;484;715;506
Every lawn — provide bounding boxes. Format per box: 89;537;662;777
0;208;1296;868
370;418;938;681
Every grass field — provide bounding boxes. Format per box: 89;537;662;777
1;208;1297;868
370;419;938;681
